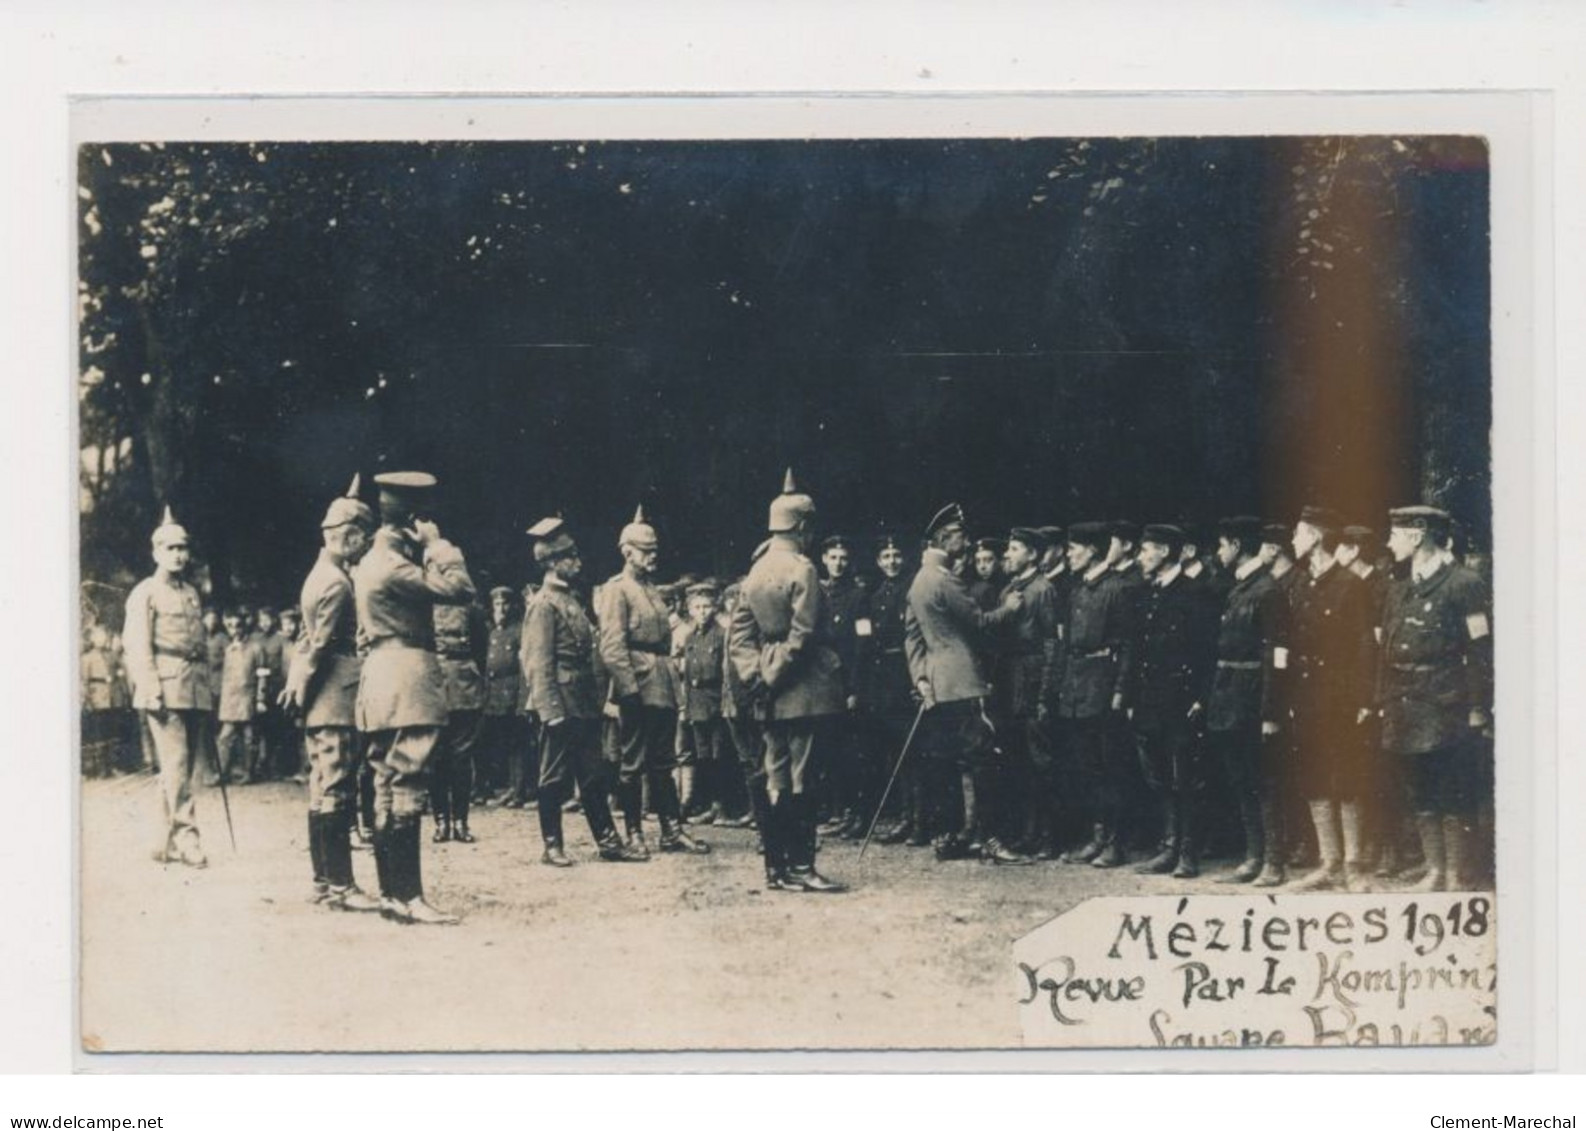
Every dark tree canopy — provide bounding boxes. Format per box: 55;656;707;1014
77;136;1490;616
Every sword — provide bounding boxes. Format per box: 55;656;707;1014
204;721;237;852
858;701;929;861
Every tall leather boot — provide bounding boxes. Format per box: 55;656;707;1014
399;820;459;926
308;812;329;901
1136;797;1180;874
784;793;846;893
1340;800;1376;892
1252;796;1287;887
1442;815;1469;892
761;791;789;889
539;788;571;867
1220;793;1265;884
1289;800;1345;891
677;765;698;820
323;811;379;912
1410;813;1447;892
452;776;475;844
372;822;397;908
656;772;710;854
618;778;649;858
1172;797;1200;879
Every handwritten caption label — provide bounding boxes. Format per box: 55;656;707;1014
1013;893;1496;1049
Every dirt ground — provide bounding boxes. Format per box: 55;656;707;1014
79;772;1418;1054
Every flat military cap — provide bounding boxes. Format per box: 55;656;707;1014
925;503;966;538
150;505;189;548
1217;515;1264;546
527;516;579;563
1038;525;1066;545
1298;505;1341;531
1067;521;1112;552
1141;523;1185;548
1109;520;1140;545
874;532;903;554
321;473;374;530
1388;505;1453;536
1261;522;1291;546
1340;524;1376;546
1007;526;1047;554
619;504;659;551
488;585;516;599
820;534;851;552
685;580;720;600
768;469;817;533
974;536;1006;555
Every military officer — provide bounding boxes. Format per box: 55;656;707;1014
431;592;490;844
1053;521;1135;868
728;470;847;891
1378;506;1493;891
353;471;477;925
903;503;1028;864
523;518;642;866
598;506;708;856
990;527;1062;857
122;507;216;868
278;475;380;911
1269;507;1377;892
1203;516;1279;884
1122;525;1219;879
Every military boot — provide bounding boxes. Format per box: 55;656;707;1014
1339;800;1377;892
541;837;573;868
1062;823;1106;865
1288;801;1345;892
432;815;452;844
1251;797;1287;887
597;829;649;863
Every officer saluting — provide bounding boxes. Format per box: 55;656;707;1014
598;506;709;857
353;471;477;925
729;470;847;892
123;507;216;868
279;475;380;911
523;517;644;866
1378;506;1493;892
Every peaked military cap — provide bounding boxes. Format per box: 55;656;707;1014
1007;526;1047;554
925;503;966;538
1067;521;1111;552
488;585;516;599
528;516;579;563
1298;505;1342;531
373;471;437;518
1388;505;1453;537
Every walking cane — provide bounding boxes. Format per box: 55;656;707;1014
858;701;929;861
204;723;238;852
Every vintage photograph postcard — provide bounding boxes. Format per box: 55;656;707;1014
73;97;1524;1059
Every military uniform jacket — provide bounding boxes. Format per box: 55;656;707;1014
291;550;363;730
1056;566;1134;721
858;574;915;717
680;620;725;723
967;576;1001;613
483;619;523;717
729;534;845;721
81;646;114;711
820;576;867;697
598;569;680;709
1121;570;1218;731
122;573;215;712
524;574;603;724
904;547;1017;706
1377;559;1492;755
435;602;489;714
257;630;288;701
353;526;476;732
991;570;1061;720
1205;561;1278;734
1269;562;1373;727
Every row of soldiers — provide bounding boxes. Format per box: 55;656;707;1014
117;468;1493;926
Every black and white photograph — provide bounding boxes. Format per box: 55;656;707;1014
74;122;1503;1055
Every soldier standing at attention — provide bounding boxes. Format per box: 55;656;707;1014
678;581;729;824
523;518;644;866
1203;517;1279;884
1122;525;1218;879
216;605;268;785
122;508;215;868
816;534;867;839
598;506;709;857
431;593;490;844
903;504;1028;865
353;471;477;925
278;475;380;911
1272;507;1377;893
483;586;532;809
866;534;927;847
1378;506;1493;892
729;471;847;891
1053;522;1134;869
718;578;764;833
